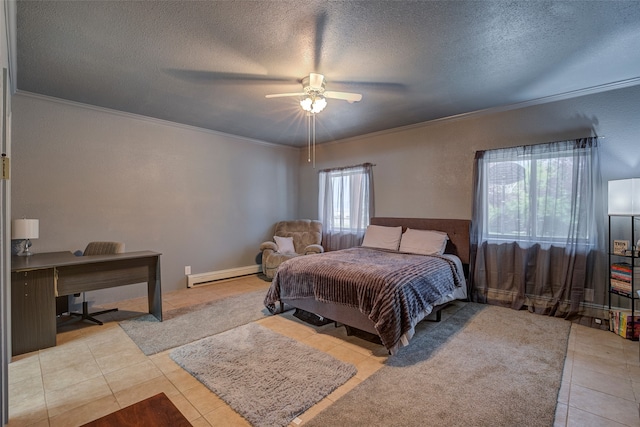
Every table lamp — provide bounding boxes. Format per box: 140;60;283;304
12;218;39;256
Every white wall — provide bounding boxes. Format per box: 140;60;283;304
298;84;640;220
11;93;299;302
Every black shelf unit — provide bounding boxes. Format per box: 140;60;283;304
608;215;639;340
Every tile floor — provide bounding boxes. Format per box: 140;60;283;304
7;274;640;427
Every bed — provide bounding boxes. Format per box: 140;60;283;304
264;217;471;354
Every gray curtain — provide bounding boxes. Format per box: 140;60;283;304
470;137;605;318
319;163;374;251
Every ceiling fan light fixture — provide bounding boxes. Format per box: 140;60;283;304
265;73;362;167
300;95;327;114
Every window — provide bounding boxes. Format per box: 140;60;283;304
484;151;589;242
476;141;597;245
318;163;374;250
470;137;604;317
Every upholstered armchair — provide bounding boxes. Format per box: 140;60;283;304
260;219;323;279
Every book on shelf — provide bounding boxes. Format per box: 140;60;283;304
610;262;638;298
611;272;632;282
611;262;638;272
609;309;640;340
610;263;639;279
611;278;632;288
611;279;632;296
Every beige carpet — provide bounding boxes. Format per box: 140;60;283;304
306;302;571;427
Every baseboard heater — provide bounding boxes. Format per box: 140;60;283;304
187;265;262;288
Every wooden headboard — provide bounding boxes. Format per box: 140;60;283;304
370;217;471;266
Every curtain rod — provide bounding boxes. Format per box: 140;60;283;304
318;162;376;173
474;135;602;157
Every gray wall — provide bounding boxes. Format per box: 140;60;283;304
297;83;640;306
298;84;640;221
11;93;299;303
11;83;640;306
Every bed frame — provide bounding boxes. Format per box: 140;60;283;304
279;217;471;337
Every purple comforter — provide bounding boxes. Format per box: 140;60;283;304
264;247;464;352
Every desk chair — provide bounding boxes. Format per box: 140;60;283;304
69;241;125;325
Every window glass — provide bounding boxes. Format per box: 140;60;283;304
484;152;588;242
318;163;373;250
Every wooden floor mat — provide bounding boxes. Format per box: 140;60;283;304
80;393;191;427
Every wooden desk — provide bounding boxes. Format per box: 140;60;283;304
11;251;162;356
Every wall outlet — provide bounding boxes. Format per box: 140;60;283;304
185;266;191;275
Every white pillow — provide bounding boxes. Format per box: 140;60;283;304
399;228;449;256
361;225;403;250
274;236;296;254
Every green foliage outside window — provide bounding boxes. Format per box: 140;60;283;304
486;155;584;241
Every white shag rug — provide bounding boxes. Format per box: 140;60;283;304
170;322;357;427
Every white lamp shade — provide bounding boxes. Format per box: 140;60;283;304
608;178;640;215
12;219;39;239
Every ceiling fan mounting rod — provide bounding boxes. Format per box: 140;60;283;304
302;73;326;95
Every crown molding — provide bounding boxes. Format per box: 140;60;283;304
14;90;297;151
16;75;640;151
323;76;640;147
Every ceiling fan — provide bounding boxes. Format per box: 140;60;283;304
265;72;363;167
265;73;363;113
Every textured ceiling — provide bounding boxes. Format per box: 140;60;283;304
16;1;640;147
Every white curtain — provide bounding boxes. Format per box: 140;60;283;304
319;163;374;251
471;137;605;318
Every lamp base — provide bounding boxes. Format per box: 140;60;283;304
17;239;34;256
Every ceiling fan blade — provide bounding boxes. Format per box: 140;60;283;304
314;11;327;71
265;92;305;99
324;91;363;103
165;69;298;84
331;80;408;92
